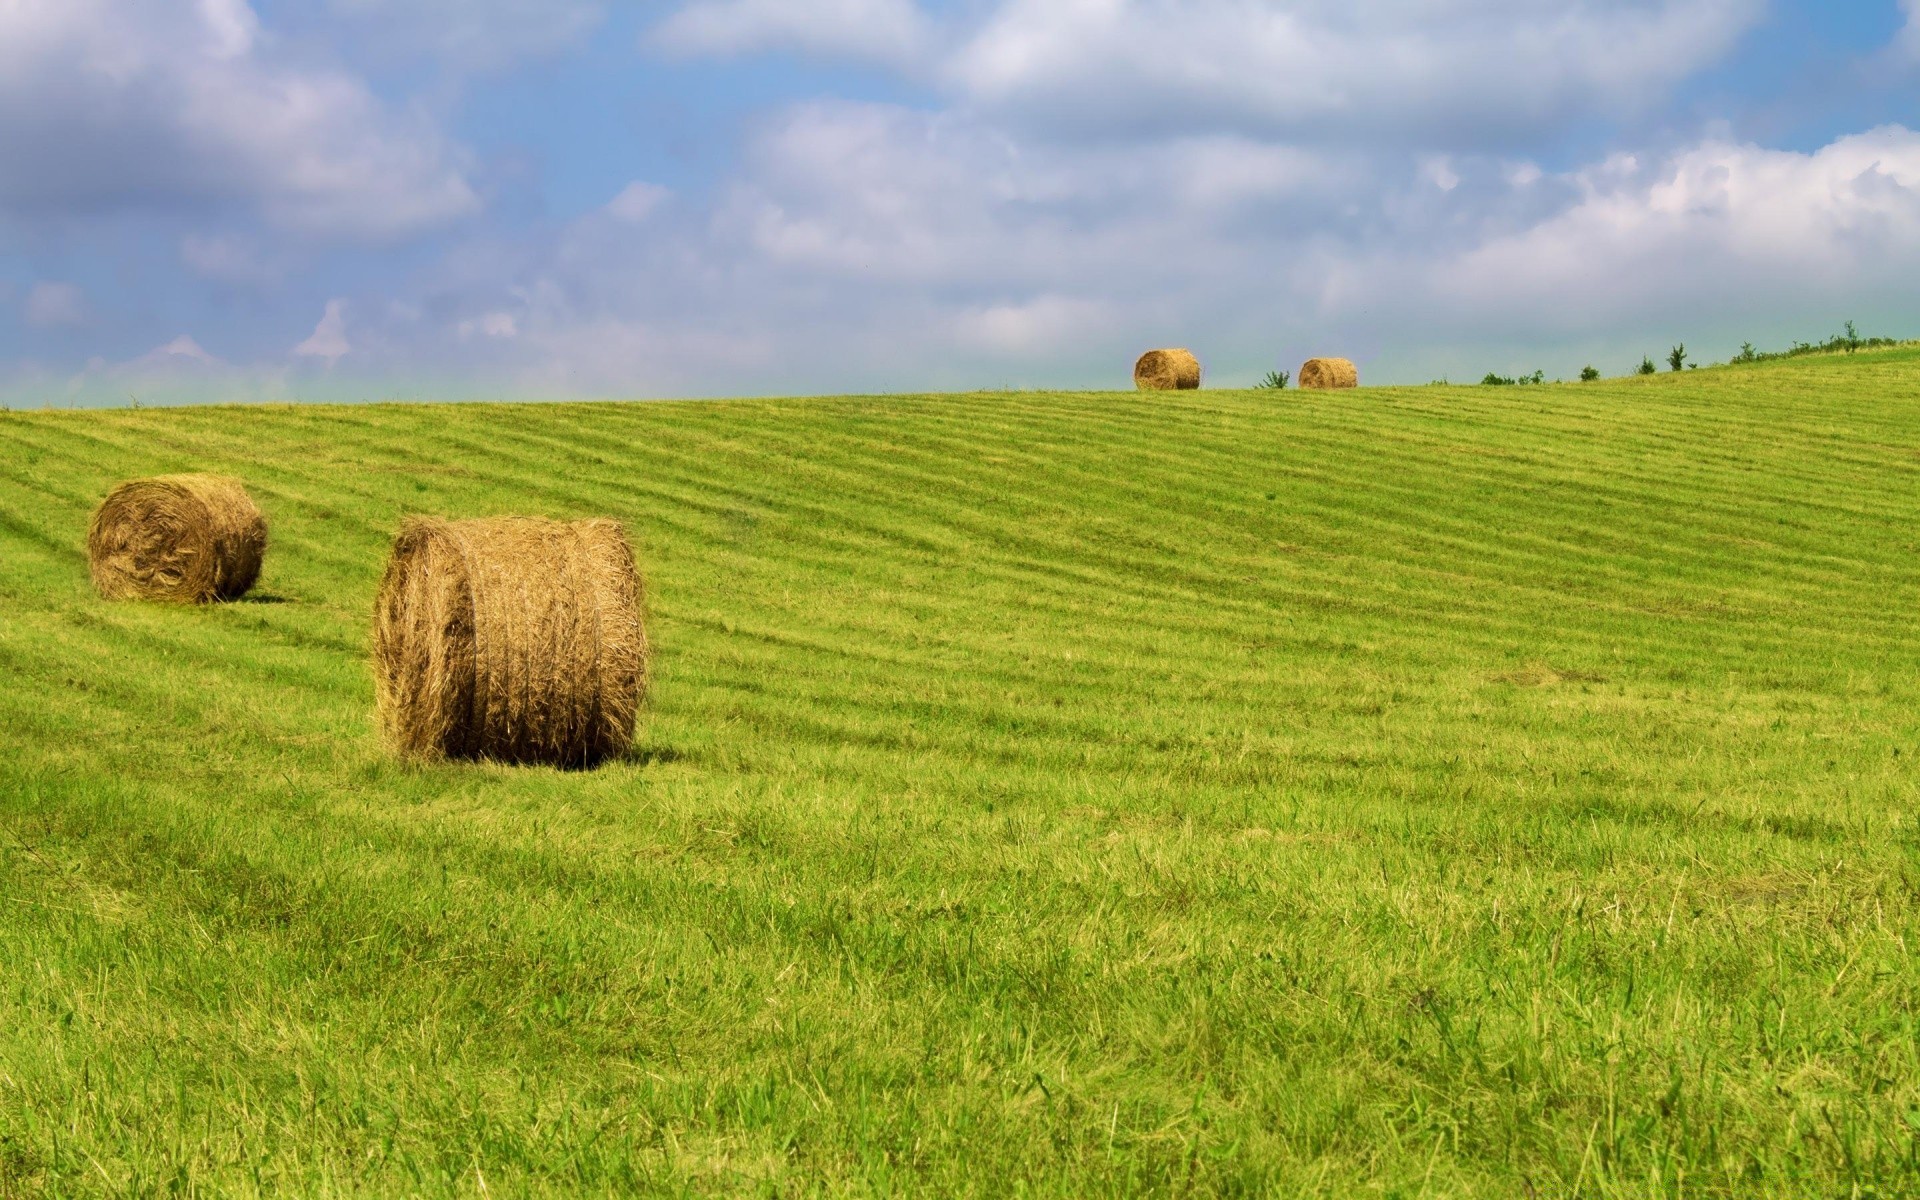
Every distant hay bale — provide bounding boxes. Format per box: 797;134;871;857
1298;358;1358;390
372;516;647;768
1134;348;1202;391
87;474;267;603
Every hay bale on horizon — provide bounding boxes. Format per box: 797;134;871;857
87;474;267;603
372;516;647;769
1135;348;1202;391
1298;357;1359;390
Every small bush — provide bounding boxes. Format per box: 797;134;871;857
1481;370;1545;387
1580;366;1600;382
1638;357;1657;376
1258;370;1290;389
1728;326;1901;366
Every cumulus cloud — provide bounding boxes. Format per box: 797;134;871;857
0;0;478;238
1896;0;1920;63
397;110;1920;395
718;101;1355;292
149;334;220;366
605;181;670;223
458;311;520;340
24;283;88;329
1327;126;1920;337
5;333;292;408
953;295;1116;356
180;233;283;287
651;0;932;65
295;299;351;362
947;0;1765;145
10;1;1911;404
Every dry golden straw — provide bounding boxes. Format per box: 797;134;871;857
372;516;648;768
1134;348;1202;391
87;474;267;603
1298;357;1359;390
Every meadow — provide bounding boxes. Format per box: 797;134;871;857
2;349;1918;1196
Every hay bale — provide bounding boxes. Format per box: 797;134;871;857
372;516;647;768
87;474;267;603
1298;357;1358;390
1134;348;1202;391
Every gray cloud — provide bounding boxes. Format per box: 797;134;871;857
651;0;1765;148
946;0;1767;147
362;112;1920;395
0;0;479;238
13;0;1918;407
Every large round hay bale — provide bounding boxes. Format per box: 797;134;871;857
372;516;648;768
87;474;267;603
1298;357;1358;389
1134;348;1202;391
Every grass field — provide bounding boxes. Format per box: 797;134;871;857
3;349;1919;1196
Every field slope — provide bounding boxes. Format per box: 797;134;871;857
3;351;1919;1196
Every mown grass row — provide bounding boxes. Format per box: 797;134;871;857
1;350;1918;1195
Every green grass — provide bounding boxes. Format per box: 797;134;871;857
2;347;1919;1197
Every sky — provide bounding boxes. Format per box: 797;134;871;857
1;0;1917;406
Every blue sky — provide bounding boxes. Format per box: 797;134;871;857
2;0;1917;405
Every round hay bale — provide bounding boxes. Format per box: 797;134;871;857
1298;357;1358;390
1134;348;1202;391
87;474;267;603
372;516;648;768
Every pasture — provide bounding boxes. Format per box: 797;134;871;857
2;350;1919;1195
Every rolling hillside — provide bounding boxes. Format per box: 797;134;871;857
3;350;1919;1196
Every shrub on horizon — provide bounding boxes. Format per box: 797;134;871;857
1481;370;1546;387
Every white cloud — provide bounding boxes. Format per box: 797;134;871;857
947;0;1764;145
606;181;670;223
4;334;270;409
717;101;1358;296
953;295;1115;356
24;282;88;329
442;112;1920;394
1315;126;1920;366
22;11;1909;407
295;299;351;362
1897;0;1920;62
1422;157;1461;193
151;335;220;365
652;0;932;65
196;0;260;58
457;311;519;340
180;233;282;287
0;0;479;239
325;0;606;69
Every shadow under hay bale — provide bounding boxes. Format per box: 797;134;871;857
87;474;267;604
373;516;648;769
1134;348;1202;391
1299;357;1359;389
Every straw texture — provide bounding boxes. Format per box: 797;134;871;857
87;474;266;603
1298;358;1359;390
1134;349;1202;391
372;516;647;768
